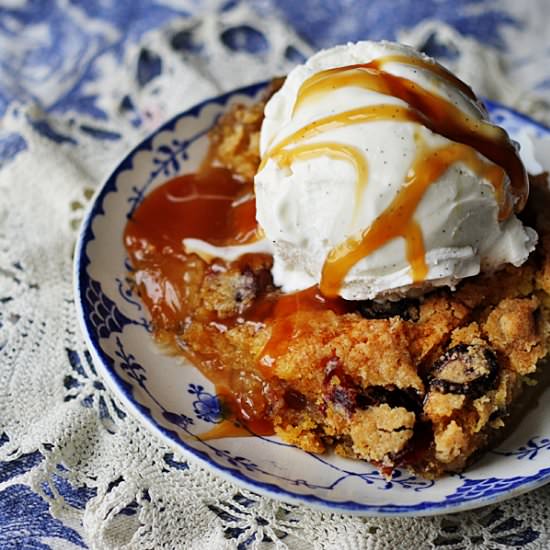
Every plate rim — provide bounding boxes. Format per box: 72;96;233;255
74;80;550;517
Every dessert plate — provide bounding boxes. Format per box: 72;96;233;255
74;81;550;517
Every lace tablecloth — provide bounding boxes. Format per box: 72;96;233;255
1;1;550;548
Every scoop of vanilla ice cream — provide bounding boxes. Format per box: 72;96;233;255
254;41;537;300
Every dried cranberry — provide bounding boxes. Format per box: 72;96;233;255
356;386;422;413
355;298;419;321
429;344;499;399
283;388;307;411
322;357;359;415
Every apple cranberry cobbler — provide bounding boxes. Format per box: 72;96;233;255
124;42;550;478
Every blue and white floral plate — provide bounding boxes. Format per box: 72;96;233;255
74;81;550;517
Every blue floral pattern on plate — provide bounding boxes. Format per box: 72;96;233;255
492;437;550;460
188;384;223;424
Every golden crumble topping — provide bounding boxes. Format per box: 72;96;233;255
127;91;550;479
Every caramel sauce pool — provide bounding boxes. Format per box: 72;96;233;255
124;166;348;434
124;167;257;327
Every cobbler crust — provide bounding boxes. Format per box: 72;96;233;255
140;95;550;479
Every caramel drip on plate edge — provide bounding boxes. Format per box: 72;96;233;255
262;54;527;296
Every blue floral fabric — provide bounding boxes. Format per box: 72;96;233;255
1;0;549;547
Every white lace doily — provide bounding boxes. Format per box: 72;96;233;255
1;2;550;548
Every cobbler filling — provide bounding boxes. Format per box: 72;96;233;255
123;90;550;478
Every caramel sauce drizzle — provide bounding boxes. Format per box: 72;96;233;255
260;104;424;171
260;54;526;296
377;54;478;100
258;286;349;370
277;62;523;213
292;54;478;116
320;142;505;296
275;141;368;217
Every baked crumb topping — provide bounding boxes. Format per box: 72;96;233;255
124;89;550;478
